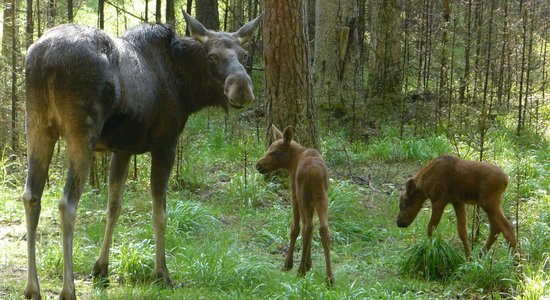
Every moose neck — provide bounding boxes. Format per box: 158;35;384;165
286;143;307;178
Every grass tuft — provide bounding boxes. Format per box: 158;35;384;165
400;233;465;281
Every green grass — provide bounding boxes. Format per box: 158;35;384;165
0;109;549;299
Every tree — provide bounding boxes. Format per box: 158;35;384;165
2;0;20;151
262;0;319;149
196;0;219;31
166;0;175;24
368;0;402;116
312;0;362;137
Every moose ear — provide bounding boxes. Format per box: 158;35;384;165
406;178;417;194
182;9;209;44
283;126;293;144
271;124;283;141
233;12;263;45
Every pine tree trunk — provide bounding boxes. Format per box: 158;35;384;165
262;0;320;149
196;0;219;31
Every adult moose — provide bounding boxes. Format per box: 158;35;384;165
396;154;517;258
22;11;261;300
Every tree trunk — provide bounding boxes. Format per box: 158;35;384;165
156;0;161;23
312;0;362;137
262;0;319;149
231;0;245;31
166;0;175;24
26;0;34;48
67;0;73;22
47;0;55;28
196;0;219;31
98;0;105;29
368;0;402;116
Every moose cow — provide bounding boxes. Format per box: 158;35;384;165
396;154;517;257
22;11;261;300
255;125;334;285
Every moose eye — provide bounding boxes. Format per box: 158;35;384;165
208;53;219;62
242;53;250;61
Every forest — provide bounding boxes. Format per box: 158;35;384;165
0;0;549;299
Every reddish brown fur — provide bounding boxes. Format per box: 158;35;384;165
396;154;516;257
256;125;334;284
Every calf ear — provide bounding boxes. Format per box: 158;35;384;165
182;9;209;44
283;126;293;144
406;178;417;195
271;124;283;140
233;13;263;45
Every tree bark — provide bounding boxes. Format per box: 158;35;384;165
312;0;362;136
196;0;219;31
166;0;175;25
368;0;402;115
262;0;319;149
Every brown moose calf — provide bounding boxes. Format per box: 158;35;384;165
396;154;517;257
256;125;334;284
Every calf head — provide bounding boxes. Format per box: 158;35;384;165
183;11;262;108
396;178;427;227
256;125;294;174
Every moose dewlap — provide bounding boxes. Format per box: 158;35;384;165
396;154;517;257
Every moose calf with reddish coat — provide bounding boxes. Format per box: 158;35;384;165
256;125;334;284
396;154;516;257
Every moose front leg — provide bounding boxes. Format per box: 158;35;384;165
453;202;471;258
150;147;176;287
427;201;446;237
93;152;132;285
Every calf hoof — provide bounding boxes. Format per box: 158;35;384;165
282;260;293;271
297;267;307;277
326;275;335;287
24;285;41;300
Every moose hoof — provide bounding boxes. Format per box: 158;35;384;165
91;262;110;288
24;286;41;300
297;267;307;277
59;288;76;300
154;272;173;288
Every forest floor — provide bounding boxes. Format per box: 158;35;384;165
0;109;548;299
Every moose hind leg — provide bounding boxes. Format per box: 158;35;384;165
59;134;95;300
23;125;58;300
93;152;131;286
316;197;334;285
297;197;314;277
284;195;300;271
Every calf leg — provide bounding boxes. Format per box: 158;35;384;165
23;124;58;300
150;147;176;286
316;195;334;285
59;136;95;300
297;198;314;277
453;203;471;258
483;205;516;253
427;201;446;237
92;152;131;285
283;194;300;271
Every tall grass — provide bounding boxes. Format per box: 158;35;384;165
400;233;465;281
